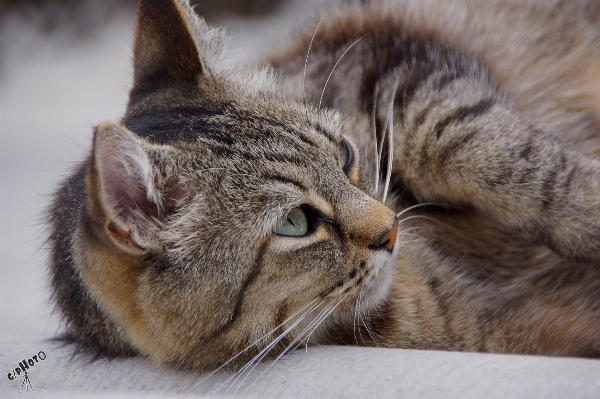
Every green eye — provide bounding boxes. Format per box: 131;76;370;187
339;138;351;170
275;207;308;236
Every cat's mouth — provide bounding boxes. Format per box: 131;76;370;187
320;250;394;311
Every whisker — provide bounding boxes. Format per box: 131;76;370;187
354;287;368;345
236;300;344;395
399;227;427;242
317;34;370;122
399;214;456;231
360;300;381;347
396;202;444;217
220;301;321;395
372;82;380;194
353;288;360;345
294;295;346;352
382;79;400;203
303;18;323;104
280;295;346;364
371;301;386;322
376;130;386;197
376;93;391;196
238;297;344;394
188;298;319;394
223;307;316;394
398;231;422;237
357;287;364;345
397;239;424;245
357;287;379;346
281;300;338;357
292;302;340;356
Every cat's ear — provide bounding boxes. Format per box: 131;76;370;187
92;122;171;251
129;0;206;103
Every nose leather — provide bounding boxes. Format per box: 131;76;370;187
373;218;399;252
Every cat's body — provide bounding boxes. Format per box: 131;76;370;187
47;0;600;370
271;0;600;355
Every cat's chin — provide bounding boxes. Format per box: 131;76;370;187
358;251;395;313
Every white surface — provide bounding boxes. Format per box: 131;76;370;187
1;331;600;398
1;1;600;398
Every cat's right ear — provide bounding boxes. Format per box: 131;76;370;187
129;0;206;104
91;122;171;252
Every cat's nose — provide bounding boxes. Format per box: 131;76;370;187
370;218;399;252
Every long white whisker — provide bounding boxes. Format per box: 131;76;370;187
398;214;453;229
222;307;320;395
398;232;424;239
397;239;423;245
399;226;425;233
382;79;400;203
239;297;345;394
357;287;365;344
303;18;323;103
280;301;337;358
186;298;319;394
238;299;345;396
279;295;346;365
400;226;425;233
223;301;321;394
372;82;380;194
353;289;360;345
356;287;367;345
294;295;346;352
398;226;426;242
396;202;443;217
376;122;387;197
371;300;386;323
317;34;369;119
403;209;488;243
361;315;381;347
358;294;380;347
398;226;428;237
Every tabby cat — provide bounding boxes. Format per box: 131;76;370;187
46;0;600;369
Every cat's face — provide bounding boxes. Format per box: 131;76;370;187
84;0;397;368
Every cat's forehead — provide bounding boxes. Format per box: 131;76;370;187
124;98;342;156
126;101;349;215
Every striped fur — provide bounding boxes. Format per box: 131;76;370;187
46;0;600;370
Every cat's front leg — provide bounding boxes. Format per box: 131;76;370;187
393;95;600;261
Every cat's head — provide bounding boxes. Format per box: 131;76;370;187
80;0;398;368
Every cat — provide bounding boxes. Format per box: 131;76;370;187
46;0;600;370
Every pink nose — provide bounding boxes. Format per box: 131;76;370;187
374;218;399;251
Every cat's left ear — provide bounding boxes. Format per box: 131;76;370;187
129;0;206;104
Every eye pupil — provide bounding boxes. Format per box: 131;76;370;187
275;207;308;236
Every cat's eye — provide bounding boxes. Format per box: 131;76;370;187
274;207;308;236
339;138;353;172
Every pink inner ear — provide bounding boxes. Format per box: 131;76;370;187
97;142;160;230
108;222;144;250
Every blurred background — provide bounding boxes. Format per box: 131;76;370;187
0;0;334;339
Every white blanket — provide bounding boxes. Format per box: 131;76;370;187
2;331;599;398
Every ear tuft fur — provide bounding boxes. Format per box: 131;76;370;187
93;122;163;249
